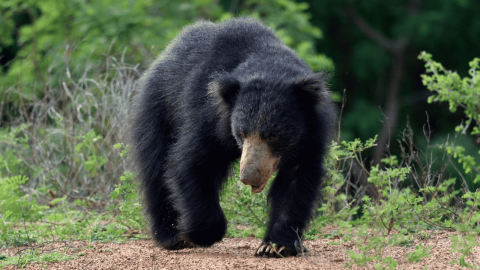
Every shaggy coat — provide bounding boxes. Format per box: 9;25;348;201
130;17;335;256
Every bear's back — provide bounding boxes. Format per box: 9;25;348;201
156;18;284;71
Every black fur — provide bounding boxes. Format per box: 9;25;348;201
129;18;335;255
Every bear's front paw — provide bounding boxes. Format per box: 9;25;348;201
254;241;308;258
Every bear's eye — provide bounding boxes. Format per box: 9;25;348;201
239;133;246;139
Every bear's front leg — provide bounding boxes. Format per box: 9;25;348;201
255;164;323;257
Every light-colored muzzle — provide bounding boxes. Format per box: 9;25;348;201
240;134;280;193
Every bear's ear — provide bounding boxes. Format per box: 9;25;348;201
293;72;330;105
208;75;241;107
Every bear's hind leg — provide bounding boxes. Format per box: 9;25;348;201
131;93;183;248
143;173;182;248
164;138;237;247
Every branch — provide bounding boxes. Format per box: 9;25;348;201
344;6;407;54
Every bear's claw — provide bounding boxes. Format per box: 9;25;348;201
255;243;285;257
255;241;309;258
257;242;300;258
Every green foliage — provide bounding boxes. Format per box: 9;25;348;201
0;0;333;106
0;175;40;248
0;250;74;269
405;244;432;263
323;136;377;209
220;162;269;238
110;169;146;230
0;175;44;247
75;130;107;177
368;163;410;198
419;52;480;185
0;140;146;254
0;124;30;177
0;0;226;94
450;230;480;268
316;129;480;268
0;51;139;199
420;52;480;136
0;175;49;224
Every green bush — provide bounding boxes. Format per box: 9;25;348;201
419;52;480;185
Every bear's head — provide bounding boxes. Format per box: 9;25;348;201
208;72;328;193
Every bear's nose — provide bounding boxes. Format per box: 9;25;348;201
240;168;261;186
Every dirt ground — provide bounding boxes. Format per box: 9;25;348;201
1;230;479;269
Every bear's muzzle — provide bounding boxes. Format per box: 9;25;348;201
240;134;279;193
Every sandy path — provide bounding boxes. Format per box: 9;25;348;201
1;231;479;269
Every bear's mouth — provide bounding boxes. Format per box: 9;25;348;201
249;182;268;193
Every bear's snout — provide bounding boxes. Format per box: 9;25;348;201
240;168;264;193
239;134;279;193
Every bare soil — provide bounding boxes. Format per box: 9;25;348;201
1;230;479;269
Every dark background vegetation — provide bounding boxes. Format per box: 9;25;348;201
303;0;480;166
1;0;479;200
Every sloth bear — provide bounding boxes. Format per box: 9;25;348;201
130;17;335;257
